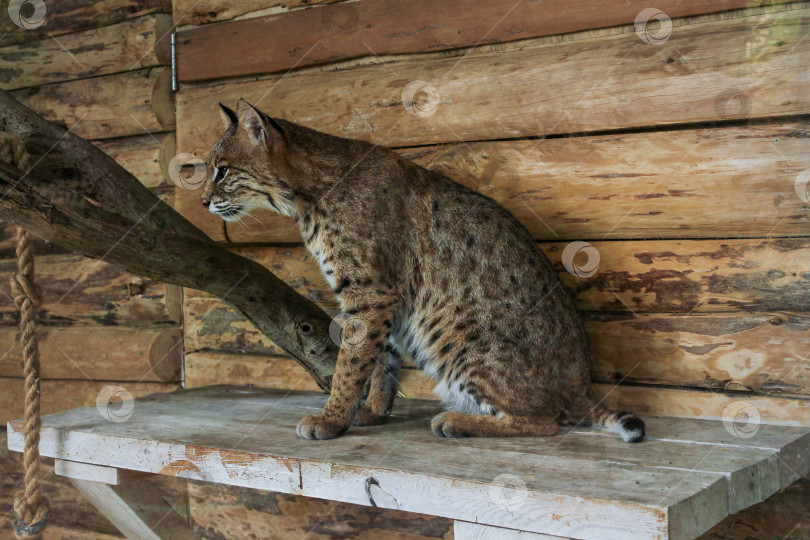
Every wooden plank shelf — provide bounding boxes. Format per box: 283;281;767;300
7;386;810;539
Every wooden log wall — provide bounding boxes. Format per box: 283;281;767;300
170;1;810;538
0;3;177;539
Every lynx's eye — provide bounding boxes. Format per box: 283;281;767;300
214;166;229;183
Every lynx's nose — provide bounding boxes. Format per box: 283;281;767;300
201;198;211;208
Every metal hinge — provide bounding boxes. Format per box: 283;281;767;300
170;31;177;92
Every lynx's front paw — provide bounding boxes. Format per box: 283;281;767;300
296;413;348;440
353;405;390;427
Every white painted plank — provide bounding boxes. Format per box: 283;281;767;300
454;521;570;540
55;459;120;484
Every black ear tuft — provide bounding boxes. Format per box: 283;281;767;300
219;103;238;128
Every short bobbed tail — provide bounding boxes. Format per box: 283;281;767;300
589;406;645;443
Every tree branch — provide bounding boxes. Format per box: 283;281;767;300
0;89;336;390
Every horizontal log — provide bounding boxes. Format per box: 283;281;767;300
174;0;339;26
0;14;172;90
178;0;788;82
187;481;453;540
0;0;169;48
181;239;810;343
175;4;810;152
0;378;178;424
184;352;322;393
0;254;182;327
212;121;810;243
10;67;174;139
92;132;174;189
0;327;181;382
185;304;810;397
592;383;810;427
182;352;810;425
588;312;810;396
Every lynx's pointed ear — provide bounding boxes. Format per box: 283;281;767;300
219;103;238;128
236;98;284;148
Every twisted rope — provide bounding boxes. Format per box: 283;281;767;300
4;133;49;538
11;228;49;539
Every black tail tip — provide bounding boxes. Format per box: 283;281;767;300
619;416;646;443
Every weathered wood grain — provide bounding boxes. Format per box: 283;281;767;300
173;0;340;26
186;471;810;540
10;67;174;140
184;352;322;391
183;352;810;426
1;432;186;539
92;133;173;189
592;383;810;426
0;379;178;424
0;327;181;382
183;307;810;397
551;237;810;313
177;0;791;82
0;90;340;391
180;121;810;243
0;14;173;90
181;238;810;342
589;312;810;396
187;480;454;540
0;254;182;327
176;5;810;152
10;386;809;539
0;0;170;48
455;522;569;540
699;477;810;539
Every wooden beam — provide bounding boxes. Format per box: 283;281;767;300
177;0;789;82
0;327;181;382
183;352;810;426
0;90;338;389
0;0;170;48
174;0;339;26
176;4;810;151
0;14;173;90
10;67;175;140
0;254;183;327
70;477;198;540
173;120;810;243
182;236;810;322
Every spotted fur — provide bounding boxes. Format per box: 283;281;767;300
202;99;645;443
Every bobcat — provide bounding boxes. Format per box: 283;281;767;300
202;99;645;443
